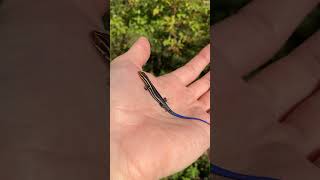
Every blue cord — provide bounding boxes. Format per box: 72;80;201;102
211;164;279;180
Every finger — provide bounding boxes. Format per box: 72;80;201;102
164;45;210;85
283;89;320;158
198;91;210;112
118;37;151;68
188;72;210;100
213;0;319;76
248;31;320;119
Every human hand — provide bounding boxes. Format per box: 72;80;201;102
212;0;320;179
110;37;210;179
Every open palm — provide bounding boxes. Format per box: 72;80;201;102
110;37;210;180
212;0;320;179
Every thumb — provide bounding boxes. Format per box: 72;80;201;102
124;37;151;68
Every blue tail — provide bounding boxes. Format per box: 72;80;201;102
170;111;210;125
211;164;279;180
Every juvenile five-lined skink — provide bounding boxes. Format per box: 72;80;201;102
138;71;210;125
91;30;110;61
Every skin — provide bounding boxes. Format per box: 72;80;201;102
212;0;320;179
110;37;210;179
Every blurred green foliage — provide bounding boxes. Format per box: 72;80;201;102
110;0;210;76
161;154;210;180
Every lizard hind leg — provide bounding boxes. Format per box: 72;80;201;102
159;103;168;112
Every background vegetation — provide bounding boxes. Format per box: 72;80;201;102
110;0;210;76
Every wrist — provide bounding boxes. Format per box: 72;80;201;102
110;141;144;180
110;168;129;180
110;141;128;180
